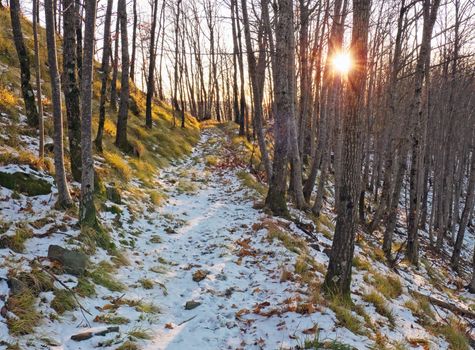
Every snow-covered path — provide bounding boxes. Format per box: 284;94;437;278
89;127;365;350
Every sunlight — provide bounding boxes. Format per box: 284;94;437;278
332;52;353;75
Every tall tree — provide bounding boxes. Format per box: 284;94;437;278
265;0;295;216
79;0;99;228
145;0;160;128
115;0;131;151
63;0;83;182
9;0;39;127
406;0;441;265
95;0;114;152
323;0;370;296
130;0;137;82
32;0;44;159
45;0;73;208
241;0;272;181
110;8;120;112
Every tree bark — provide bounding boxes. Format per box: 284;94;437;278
323;0;370;296
145;0;160;128
115;0;130;152
79;0;98;228
94;0;114;152
32;0;44;159
9;0;39;127
45;0;73;208
63;0;83;182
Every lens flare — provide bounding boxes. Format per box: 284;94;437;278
332;52;352;74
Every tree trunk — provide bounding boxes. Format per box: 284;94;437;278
79;0;98;228
241;0;272;181
145;0;160;128
63;0;83;182
130;0;137;82
9;0;39;127
110;8;120;112
115;0;130;152
32;0;44;159
94;0;114;152
451;151;475;270
323;0;370;296
45;0;73;208
406;0;440;266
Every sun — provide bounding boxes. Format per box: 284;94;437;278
332;52;352;75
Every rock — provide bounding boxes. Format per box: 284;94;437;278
185;300;201;310
106;184;121;204
71;331;93;342
192;269;208;282
0;171;51;196
164;227;177;234
7;277;26;295
48;245;88;276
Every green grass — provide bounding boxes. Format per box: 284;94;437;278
329;295;365;336
370;272;402;299
432;318;470;350
90;262;126;292
236;170;267;196
0;225;34;253
51;289;76;314
362;291;395;326
74;277;96;297
6;290;41;335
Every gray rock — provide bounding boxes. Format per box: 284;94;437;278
106;185;122;204
7;277;27;295
0;171;51;196
185;300;201;310
48;245;88;276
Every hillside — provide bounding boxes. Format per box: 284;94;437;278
1;4;475;350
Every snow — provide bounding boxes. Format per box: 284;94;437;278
1;126;474;349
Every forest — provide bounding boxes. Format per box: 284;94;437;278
0;0;474;349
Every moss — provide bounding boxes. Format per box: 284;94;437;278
0;171;52;196
7;290;41;335
51;289;76;314
74;277;96;297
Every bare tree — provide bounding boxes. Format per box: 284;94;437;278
32;0;44;159
323;0;370;296
94;0;114;152
45;0;73;208
9;0;39;127
63;0;83;182
115;0;131;152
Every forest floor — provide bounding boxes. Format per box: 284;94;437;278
2;124;475;350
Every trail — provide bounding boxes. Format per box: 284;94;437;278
117;127;321;350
